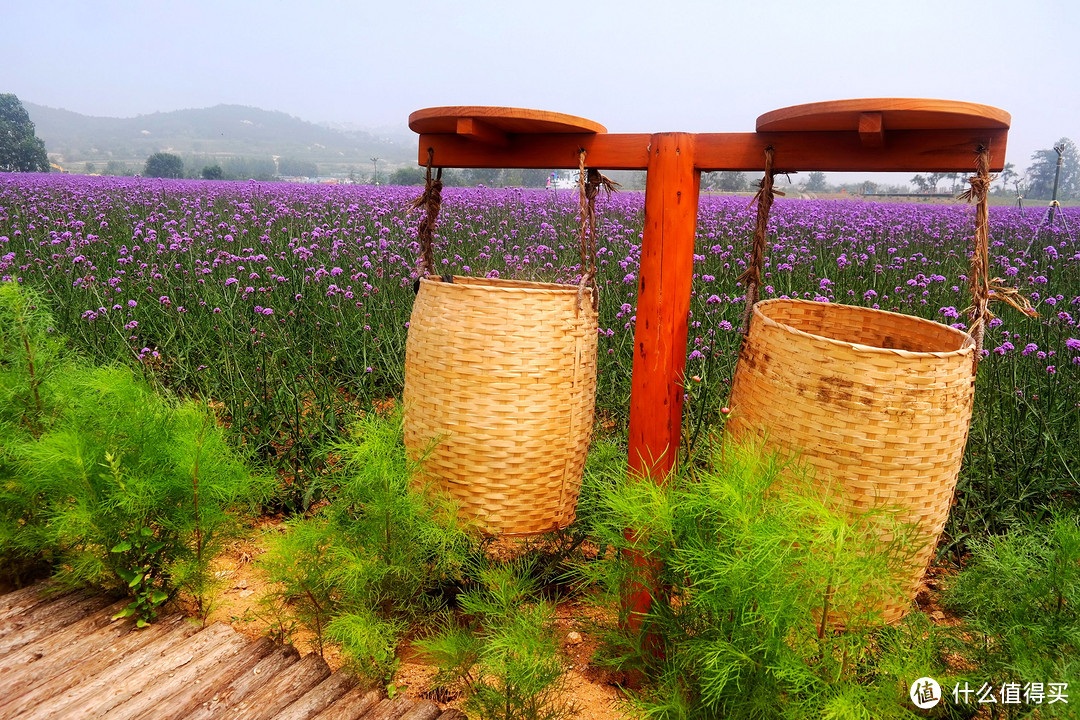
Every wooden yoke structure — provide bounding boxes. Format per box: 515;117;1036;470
411;99;1010;629
409;99;1010;485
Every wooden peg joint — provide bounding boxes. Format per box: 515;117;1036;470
455;117;510;146
858;112;884;148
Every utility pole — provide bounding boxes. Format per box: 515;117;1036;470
371;157;380;185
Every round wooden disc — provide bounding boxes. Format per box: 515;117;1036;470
409;106;606;135
756;98;1011;132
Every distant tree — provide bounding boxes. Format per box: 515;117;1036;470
911;175;932;192
201;165;223;180
911;173;949;193
0;93;49;172
1025;138;1079;200
521;168;553;188
103;160;132;176
805;171;828;192
859;181;879;195
501;168;525;187
996;162;1018;194
144;152;184;179
463;168;502;186
440;168;465;187
712;171;748;192
278;157;318;177
220;156;276;181
84;162;97;174
389;166;426;186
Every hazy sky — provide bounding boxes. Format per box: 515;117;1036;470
4;0;1077;181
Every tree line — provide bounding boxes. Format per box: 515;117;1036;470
138;153;321;181
3;93;1078;199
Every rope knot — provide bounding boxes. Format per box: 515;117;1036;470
737;147;778;334
411;149;443;279
964;146;1037;369
576;152;620;314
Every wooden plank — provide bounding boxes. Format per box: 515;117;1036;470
397;701;444;720
186;642;302;720
37;621;236;720
0;604;142;705
98;627;253;720
0;586;80;638
0;597;127;683
357;696;414;720
0;582;55;619
307;687;382;720
627;132;699;479
409;106;606;135
456;118;509;147
0;591;114;656
756;97;1011;132
6;614;195;719
228;652;332;720
694;129;1009;172
434;712;467;720
117;635;278;720
274;671;359;720
416;128;1007;172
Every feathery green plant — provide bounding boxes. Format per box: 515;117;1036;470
943;510;1080;719
0;283;74;583
0;282;270;619
415;559;576;720
0;282;68;438
259;409;478;683
578;439;928;719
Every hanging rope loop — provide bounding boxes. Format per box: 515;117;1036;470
959;145;1037;369
409;147;444;282
576;149;619;314
736;146;781;334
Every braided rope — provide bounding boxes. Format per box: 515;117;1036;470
959;146;1037;369
737;147;778;334
576;151;592;313
576;150;619;314
409;148;443;279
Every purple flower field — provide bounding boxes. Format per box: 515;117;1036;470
1;173;1077;523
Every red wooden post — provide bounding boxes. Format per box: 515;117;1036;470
628;133;700;478
623;132;700;628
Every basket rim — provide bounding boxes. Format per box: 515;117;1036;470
752;298;976;359
418;275;588;296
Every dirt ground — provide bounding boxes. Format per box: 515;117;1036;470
186;516;973;720
192;519;634;720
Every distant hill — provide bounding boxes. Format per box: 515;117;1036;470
25;102;414;172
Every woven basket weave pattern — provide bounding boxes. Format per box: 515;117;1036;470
404;276;598;535
727;299;976;622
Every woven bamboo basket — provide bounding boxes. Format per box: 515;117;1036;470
403;276;598;536
726;299;976;623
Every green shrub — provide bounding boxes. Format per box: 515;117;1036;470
0;282;270;620
15;366;270;621
943;510;1080;718
415;560;575;720
259;409;478;683
577;439;929;719
0;283;71;582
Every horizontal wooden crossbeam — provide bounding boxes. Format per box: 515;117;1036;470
416;129;1008;173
